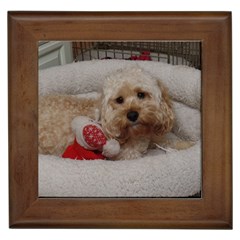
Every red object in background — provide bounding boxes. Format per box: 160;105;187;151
129;51;152;61
129;55;138;60
101;51;152;61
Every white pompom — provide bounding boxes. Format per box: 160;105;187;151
102;139;120;158
71;116;92;133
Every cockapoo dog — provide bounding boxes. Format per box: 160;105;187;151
39;67;189;160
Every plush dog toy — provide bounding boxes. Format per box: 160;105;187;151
62;116;120;160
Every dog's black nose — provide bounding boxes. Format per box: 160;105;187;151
127;111;139;122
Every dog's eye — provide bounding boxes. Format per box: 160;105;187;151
115;96;124;104
137;92;145;99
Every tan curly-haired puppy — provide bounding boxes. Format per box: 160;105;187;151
39;67;191;160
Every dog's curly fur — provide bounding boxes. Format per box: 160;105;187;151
39;67;175;160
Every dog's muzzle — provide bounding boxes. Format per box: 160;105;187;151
127;111;139;122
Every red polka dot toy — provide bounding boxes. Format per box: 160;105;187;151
62;116;120;160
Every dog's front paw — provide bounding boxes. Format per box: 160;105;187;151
113;149;143;160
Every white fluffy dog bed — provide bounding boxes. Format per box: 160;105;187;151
38;60;201;197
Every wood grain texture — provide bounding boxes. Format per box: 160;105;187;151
8;11;232;229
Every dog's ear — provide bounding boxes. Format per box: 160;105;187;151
100;94;128;143
93;93;103;121
158;81;172;109
154;81;174;136
100;95;117;138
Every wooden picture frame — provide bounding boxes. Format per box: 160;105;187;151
8;12;232;229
